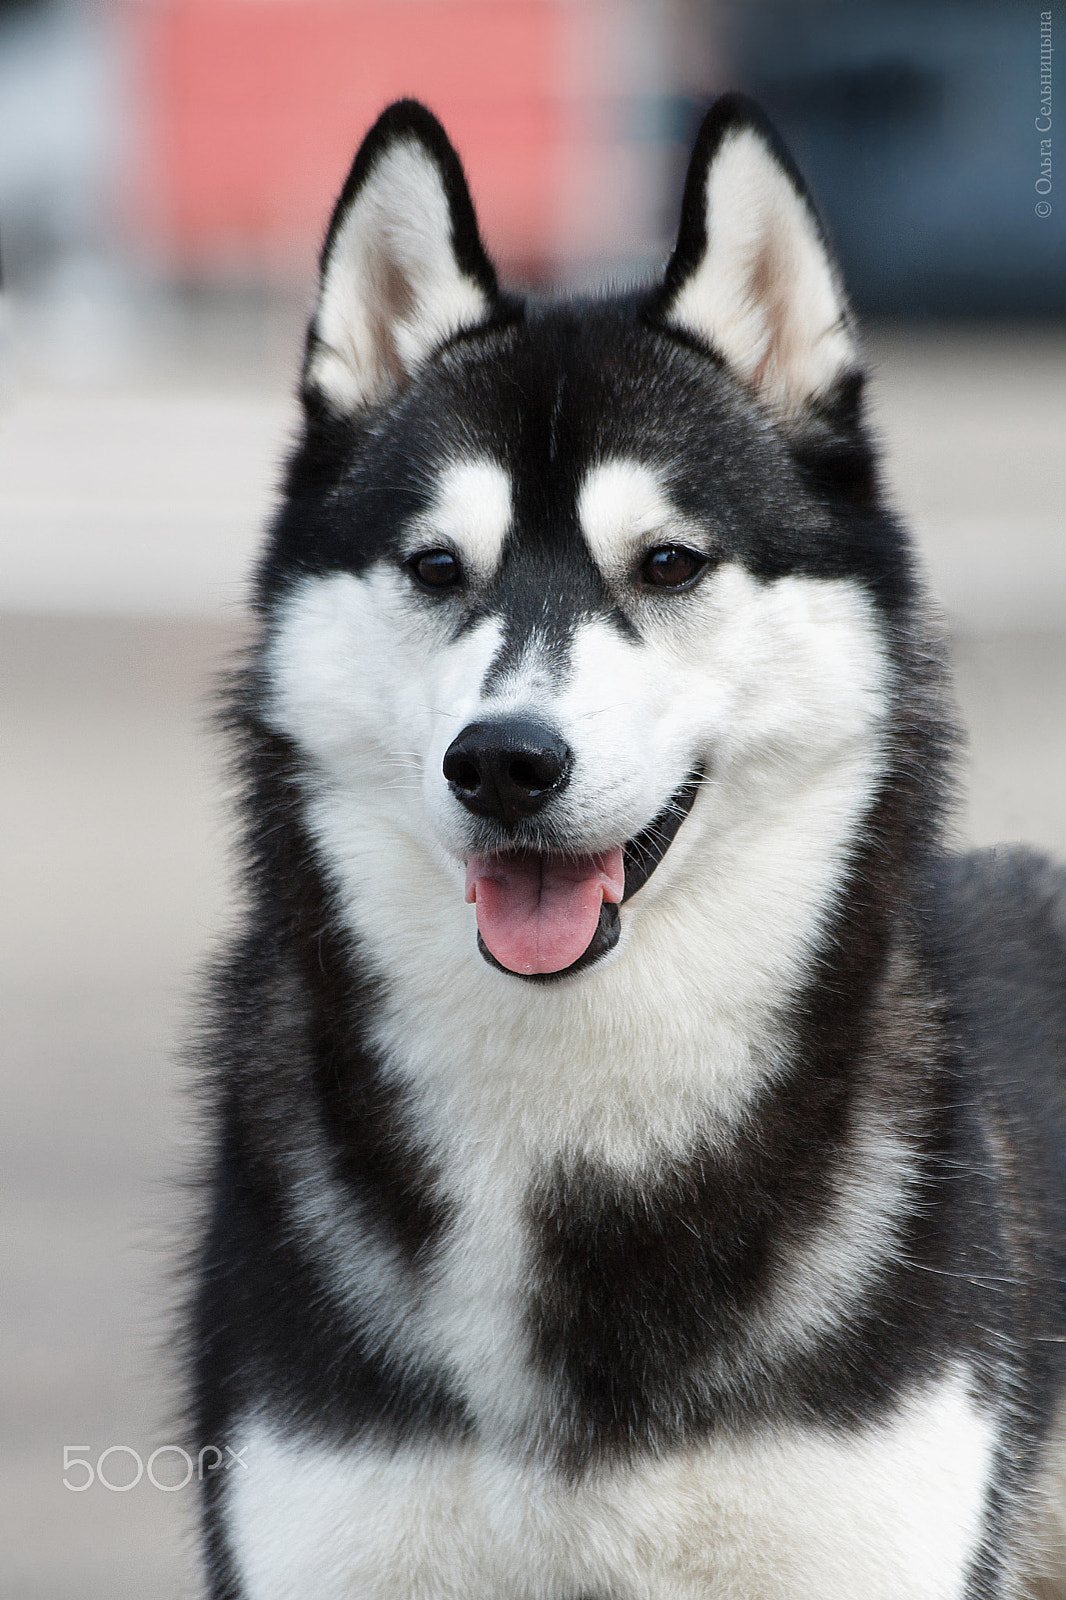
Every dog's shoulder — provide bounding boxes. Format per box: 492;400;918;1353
928;846;1066;1053
924;846;1066;1195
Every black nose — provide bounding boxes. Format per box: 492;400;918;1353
443;719;572;825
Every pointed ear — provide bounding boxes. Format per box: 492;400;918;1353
659;95;859;421
304;100;500;414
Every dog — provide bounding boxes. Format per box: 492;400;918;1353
189;95;1066;1598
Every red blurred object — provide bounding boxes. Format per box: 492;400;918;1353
129;0;584;279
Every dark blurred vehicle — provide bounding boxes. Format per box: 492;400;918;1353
724;0;1064;315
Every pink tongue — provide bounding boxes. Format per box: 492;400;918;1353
465;848;625;975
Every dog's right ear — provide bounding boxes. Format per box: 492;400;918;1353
304;101;500;415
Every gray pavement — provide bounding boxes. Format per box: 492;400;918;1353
3;618;240;1600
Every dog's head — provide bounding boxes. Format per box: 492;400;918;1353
260;98;913;987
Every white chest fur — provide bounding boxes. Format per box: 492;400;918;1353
226;1368;994;1600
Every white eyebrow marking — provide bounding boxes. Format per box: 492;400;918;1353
577;459;696;577
411;459;512;577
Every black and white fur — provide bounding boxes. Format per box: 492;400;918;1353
190;97;1066;1598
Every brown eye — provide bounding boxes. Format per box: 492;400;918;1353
640;546;705;589
409;549;462;590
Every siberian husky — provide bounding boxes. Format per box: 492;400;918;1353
190;96;1066;1598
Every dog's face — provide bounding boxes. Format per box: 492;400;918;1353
263;100;906;986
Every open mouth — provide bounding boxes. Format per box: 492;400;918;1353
466;768;703;981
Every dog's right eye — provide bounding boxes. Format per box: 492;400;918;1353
640;546;706;589
408;549;463;591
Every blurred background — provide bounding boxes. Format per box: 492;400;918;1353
2;2;1063;1595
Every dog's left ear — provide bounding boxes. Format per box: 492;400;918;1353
659;95;859;421
305;100;500;414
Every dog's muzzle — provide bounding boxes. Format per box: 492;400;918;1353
462;763;704;983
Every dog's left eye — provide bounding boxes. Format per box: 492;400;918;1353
409;549;463;590
640;546;706;589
